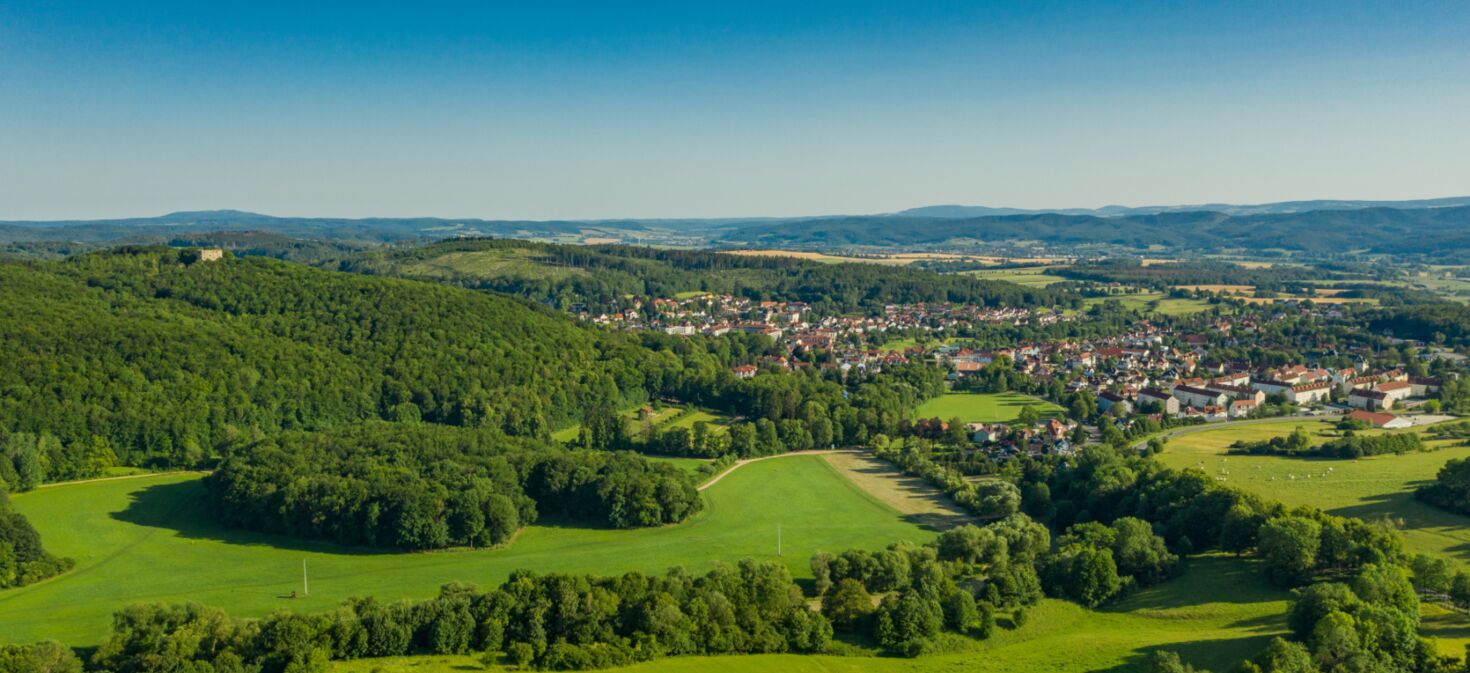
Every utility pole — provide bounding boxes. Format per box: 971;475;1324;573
303;560;309;597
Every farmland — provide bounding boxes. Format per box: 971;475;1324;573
1;455;932;647
329;554;1291;673
914;392;1064;424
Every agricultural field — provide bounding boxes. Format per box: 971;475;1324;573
721;250;1064;268
913;392;1064;424
329;555;1292;673
1156;419;1470;566
1;455;932;647
962;266;1070;287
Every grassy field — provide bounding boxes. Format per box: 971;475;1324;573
1157;419;1470;566
400;248;588;282
914;392;1064;424
551;405;729;442
329;554;1290;673
963;266;1070;287
1;455;934;647
1079;292;1215;316
643;455;713;476
821;452;972;529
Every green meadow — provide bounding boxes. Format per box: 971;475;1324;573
551;405;729;442
1157;420;1470;566
914;392;1064;424
330;555;1291;673
1;456;933;647
962;266;1071;287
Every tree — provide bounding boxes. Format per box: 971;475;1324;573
1109;517;1178;585
1044;546;1122;607
1017;405;1041;426
1308;611;1362;671
872;593;942;654
940;589;978;633
1148;650;1206;673
0;642;83;673
1256;637;1315;673
1258;516;1322;585
822;579;874;630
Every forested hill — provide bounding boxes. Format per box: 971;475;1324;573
334;238;1075;312
717;205;1470;256
0;247;691;474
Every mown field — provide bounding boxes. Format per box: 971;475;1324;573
1157;419;1470;566
914;392;1064;424
1;455;931;647
330;555;1291;673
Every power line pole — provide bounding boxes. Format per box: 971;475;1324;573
303;560;309;597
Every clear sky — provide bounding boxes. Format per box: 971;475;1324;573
2;1;1467;220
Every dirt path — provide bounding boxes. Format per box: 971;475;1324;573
696;449;861;491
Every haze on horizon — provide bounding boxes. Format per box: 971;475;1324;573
2;0;1468;221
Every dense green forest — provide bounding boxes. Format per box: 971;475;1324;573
1369;304;1470;346
0;247;701;483
334;239;1076;313
205;423;702;550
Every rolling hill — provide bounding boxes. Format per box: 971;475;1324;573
717;205;1470;256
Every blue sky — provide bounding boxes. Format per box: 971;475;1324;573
1;1;1467;219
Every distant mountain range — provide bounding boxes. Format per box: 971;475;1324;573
892;195;1470;219
716;205;1470;257
4;195;1470;257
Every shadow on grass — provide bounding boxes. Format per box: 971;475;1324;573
1098;633;1281;673
1103;556;1290;612
110;479;396;556
112;479;625;557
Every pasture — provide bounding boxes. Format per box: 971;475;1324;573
914;392;1064;424
1157;420;1470;566
329;555;1291;673
1;455;933;647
